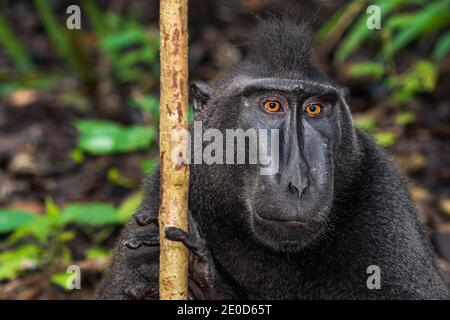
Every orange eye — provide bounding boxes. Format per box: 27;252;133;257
305;103;322;116
263;99;283;113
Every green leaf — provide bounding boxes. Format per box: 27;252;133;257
45;196;60;218
82;0;108;36
61;247;73;266
133;94;160;121
107;167;136;189
5;198;61;242
388;60;437;103
50;272;74;291
56;230;76;243
317;4;352;40
61;203;121;225
0;210;36;234
69;148;85;163
433;31;450;59
140;159;159;175
388;0;450;57
94;15;159;82
85;246;110;260
375;132;397;147
8;215;54;242
188;104;194;123
101;27;148;52
385;13;416;30
76;120;156;155
117;192;143;222
355;116;377;132
348;62;385;79
0;14;34;72
0;245;42;281
0;73;58;98
394;112;416;125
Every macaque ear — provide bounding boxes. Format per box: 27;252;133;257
190;81;211;114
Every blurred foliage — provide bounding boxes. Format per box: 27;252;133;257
354;116;377;132
320;0;448;103
50;271;75;291
387;60;438;103
374;132;397;147
140;158;159;175
0;245;42;281
321;0;449;147
394;111;416;125
0;210;36;234
0;196;138;282
0;73;57;97
84;0;159;82
34;0;87;79
0;14;34;73
320;0;449;64
131;94;161;122
75;119;156;155
0;1;161;285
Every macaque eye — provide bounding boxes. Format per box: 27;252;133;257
263;99;284;113
305;103;322;116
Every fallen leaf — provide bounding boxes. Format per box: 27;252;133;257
7;90;38;108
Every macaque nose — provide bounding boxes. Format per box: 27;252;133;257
288;181;309;199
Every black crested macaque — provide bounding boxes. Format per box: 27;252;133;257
98;16;450;299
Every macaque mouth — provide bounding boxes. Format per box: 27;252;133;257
254;211;309;226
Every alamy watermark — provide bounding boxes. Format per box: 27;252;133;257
64;4;383;33
366;5;381;30
170;121;280;175
366;265;381;290
66;5;81;30
66;264;81;290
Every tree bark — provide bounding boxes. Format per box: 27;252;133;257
158;0;190;300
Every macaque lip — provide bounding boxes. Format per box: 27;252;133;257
253;212;309;226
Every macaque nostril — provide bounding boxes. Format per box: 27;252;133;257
288;181;308;199
288;181;300;198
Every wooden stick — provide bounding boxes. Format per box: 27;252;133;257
158;0;190;300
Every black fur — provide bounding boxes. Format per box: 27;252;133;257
98;16;449;300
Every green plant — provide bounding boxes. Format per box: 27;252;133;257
132;94;160;122
0;196;139;282
388;60;438;103
0;245;42;281
320;0;450;63
354;116;377;132
374;132;397;147
320;0;449;105
75;119;156;155
385;0;449;58
335;0;404;63
50;271;75;291
107;167;137;189
394;111;416;125
0;73;58;98
84;1;159;82
0;14;34;73
140;158;159;175
432;30;450;59
347;61;385;80
33;0;92;82
355;115;398;148
0;210;36;234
